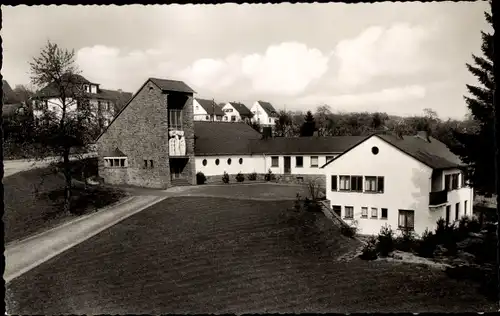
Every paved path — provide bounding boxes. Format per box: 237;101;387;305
4;153;97;178
4;195;166;284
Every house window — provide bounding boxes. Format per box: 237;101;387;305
326;156;334;163
361;207;368;218
150;160;154;168
398;210;415;230
296;156;303;167
455;202;460;220
310;156;319;167
206;115;210;120
239;158;243;165
227;158;232;165
451;174;459;190
365;176;384;193
168;109;183;130
224;116;228;121
446;205;451;225
104;157;127;168
464;200;468;216
371;208;378;219
344;206;354;219
271;156;279;167
202;159;207;166
351;176;363;192
144;160;148;168
339;176;350;191
461;173;466;187
381;208;388;219
231;116;236;122
268;118;271;123
215;159;220;166
331;175;337;191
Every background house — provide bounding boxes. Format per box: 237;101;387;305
250;100;279;130
2;80;26;118
221;102;253;123
322;132;473;236
193;98;224;121
33;74;132;131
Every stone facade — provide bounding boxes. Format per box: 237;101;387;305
96;79;195;189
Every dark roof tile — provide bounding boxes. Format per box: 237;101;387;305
149;78;195;94
228;102;252;117
194;121;261;155
257;101;278;117
249;136;365;155
195;98;225;116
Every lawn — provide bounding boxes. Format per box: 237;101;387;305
5;197;495;314
3;160;125;244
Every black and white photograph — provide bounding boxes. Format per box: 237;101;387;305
1;1;498;314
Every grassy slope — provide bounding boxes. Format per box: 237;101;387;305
3;160;125;244
6;197;495;314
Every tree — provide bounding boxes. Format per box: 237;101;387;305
451;2;495;196
300;110;316;137
29;41;98;214
315;104;333;136
274;110;293;137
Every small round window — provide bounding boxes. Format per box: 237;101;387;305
202;159;207;166
227;158;232;165
239;158;243;165
372;146;379;155
215;159;220;165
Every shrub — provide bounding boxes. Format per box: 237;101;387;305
468;216;482;233
359;236;378;260
247;172;257;181
394;228;417;253
235;172;245;182
222;171;230;184
416;228;437;258
307;179;322;201
340;220;358;239
376;224;395;257
264;169;275;182
196;172;207;185
294;193;302;212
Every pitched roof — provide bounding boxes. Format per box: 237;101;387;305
195;98;224;116
194;121;262;155
321;132;465;170
103;147;127;157
257;101;278;117
99;89;133;112
377;133;464;170
228;102;252;117
149;78;195;94
249;136;366;155
2;80;21;104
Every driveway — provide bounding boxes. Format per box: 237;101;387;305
6;195;495;314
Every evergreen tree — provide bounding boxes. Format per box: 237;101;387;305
452;1;496;195
300;110;316;136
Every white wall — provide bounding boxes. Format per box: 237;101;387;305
193;99;210;121
250;102;276;126
196;155;266;176
221;103;242;122
267;154;337;175
324;135;437;236
33;97;78;118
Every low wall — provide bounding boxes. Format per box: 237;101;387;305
202;172;326;187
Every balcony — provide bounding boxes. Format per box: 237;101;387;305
429;190;448;207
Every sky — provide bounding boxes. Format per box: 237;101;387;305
1;2;491;119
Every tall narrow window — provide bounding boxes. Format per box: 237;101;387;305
168;109;183;130
331;175;338;191
377;177;384;193
150;160;154;168
445;174;451;191
455;202;460;220
344;206;354;219
381;208;388;219
464;200;468;216
295;156;303;167
144;160;148;168
371;208;378;219
351;176;363;192
361;207;368;218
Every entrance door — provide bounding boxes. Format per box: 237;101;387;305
445;205;451;225
284;156;291;174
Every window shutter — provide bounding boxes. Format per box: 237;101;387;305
331;175;337;191
377;177;384;192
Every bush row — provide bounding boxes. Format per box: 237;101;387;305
196;169;276;185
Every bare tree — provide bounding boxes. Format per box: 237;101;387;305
30;41;98;214
315;104;333;136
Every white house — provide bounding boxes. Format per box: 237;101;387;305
33;73;132;131
321;132;473;236
250;100;279;128
193;121;363;185
220;102;253;123
193;98;224;121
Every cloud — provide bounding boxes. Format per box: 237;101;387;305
296;85;426;109
176;42;330;96
76;45;171;91
333;23;431;89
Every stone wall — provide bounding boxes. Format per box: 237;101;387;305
97;80;171;189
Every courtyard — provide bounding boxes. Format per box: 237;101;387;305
5;185;495;314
